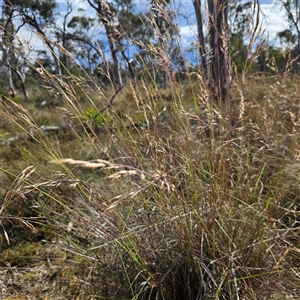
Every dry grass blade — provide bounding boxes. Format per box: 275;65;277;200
51;158;116;169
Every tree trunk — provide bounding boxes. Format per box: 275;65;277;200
5;60;29;100
87;0;123;90
151;1;170;88
7;65;16;98
208;0;229;102
22;14;62;76
194;0;229;103
60;0;73;75
15;69;28;100
105;24;123;89
193;0;208;83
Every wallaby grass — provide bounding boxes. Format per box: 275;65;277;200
1;6;300;300
1;71;300;299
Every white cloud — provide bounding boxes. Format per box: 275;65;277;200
180;25;197;39
178;1;289;49
16;26;47;62
260;1;289;46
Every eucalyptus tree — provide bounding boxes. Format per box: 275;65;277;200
229;0;252;72
86;0;125;89
193;0;229;102
1;5;17;98
276;0;300;73
113;5;147;85
4;0;62;75
54;0;74;75
1;3;29;99
278;0;300;51
63;8;99;76
85;0;162;88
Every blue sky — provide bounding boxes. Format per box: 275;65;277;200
56;0;289;46
16;0;290;67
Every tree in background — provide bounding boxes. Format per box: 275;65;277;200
194;0;229;103
1;3;29;99
2;0;299;100
193;0;208;82
279;0;300;50
256;45;285;74
229;0;252;72
86;0;125;90
5;0;62;75
1;5;17;98
85;0;151;88
65;11;99;76
54;0;77;76
277;0;300;73
147;0;181;88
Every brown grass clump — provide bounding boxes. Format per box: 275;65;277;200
1;3;300;300
2;72;300;299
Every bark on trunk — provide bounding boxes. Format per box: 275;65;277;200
15;70;28;100
194;0;229;103
87;0;123;90
7;66;16;98
105;24;123;89
208;0;229;102
193;0;208;83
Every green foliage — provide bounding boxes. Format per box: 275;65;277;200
277;29;297;44
84;107;112;125
68;16;95;30
230;33;248;72
7;0;57;19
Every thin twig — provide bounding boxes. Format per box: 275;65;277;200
91;84;125;123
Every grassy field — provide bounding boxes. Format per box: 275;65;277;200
0;16;300;297
1;70;300;299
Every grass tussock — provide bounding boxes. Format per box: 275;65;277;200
1;5;300;300
1;72;300;299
